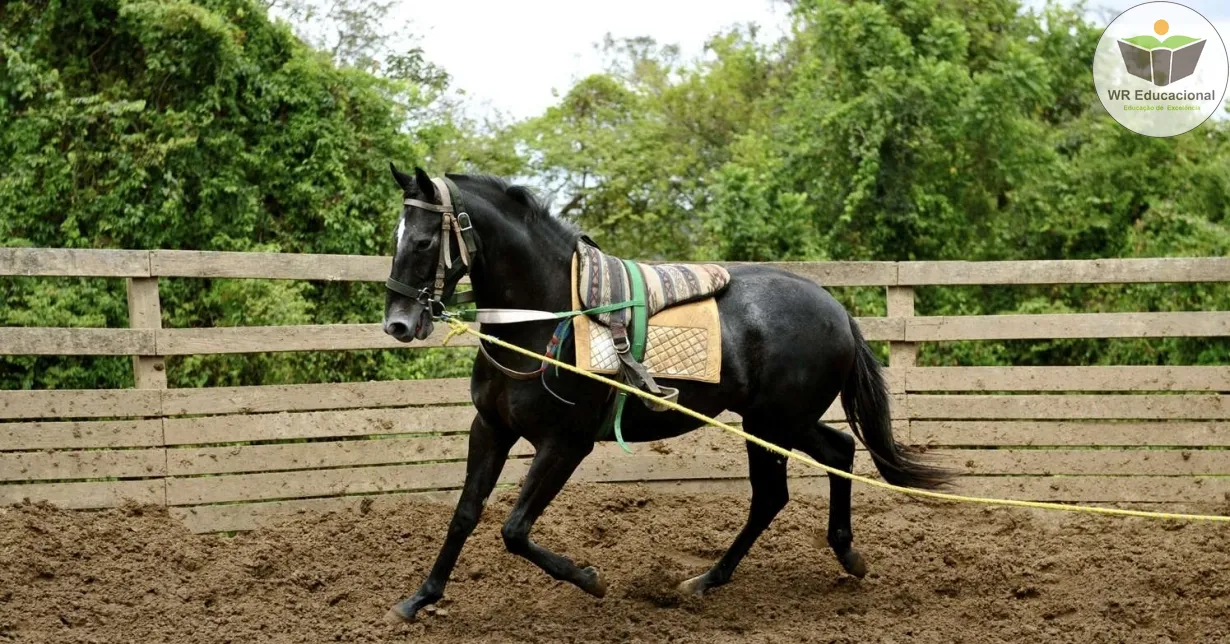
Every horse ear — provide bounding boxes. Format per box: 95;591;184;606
390;163;414;193
413;167;438;200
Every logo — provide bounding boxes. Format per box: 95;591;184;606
1093;2;1228;138
1117;20;1206;86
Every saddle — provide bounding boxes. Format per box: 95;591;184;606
570;238;730;446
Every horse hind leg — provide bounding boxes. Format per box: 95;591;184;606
678;432;789;596
794;421;867;578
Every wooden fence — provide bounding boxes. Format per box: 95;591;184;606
2;249;1229;533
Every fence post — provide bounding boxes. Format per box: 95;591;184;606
126;277;166;389
886;285;915;441
887;286;916;368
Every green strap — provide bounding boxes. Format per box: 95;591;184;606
623;259;648;362
609;260;648;453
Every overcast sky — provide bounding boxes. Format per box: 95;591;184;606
403;0;1229;121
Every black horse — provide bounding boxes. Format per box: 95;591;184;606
381;166;950;622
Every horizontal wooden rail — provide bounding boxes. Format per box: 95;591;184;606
0;389;161;420
0;419;164;450
0;248;151;277
908;394;1230;419
906;366;1230;392
905;311;1230;342
7;310;1229;357
912;421;1230;447
898;257;1230;285
0;328;156;356
5;249;1229;286
156;323;479;355
148;250;390;281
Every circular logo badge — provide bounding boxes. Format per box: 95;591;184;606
1093;1;1229;138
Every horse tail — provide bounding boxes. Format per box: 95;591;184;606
840;316;952;490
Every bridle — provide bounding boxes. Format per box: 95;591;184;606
382;175;574;388
385;176;478;316
382;176;612;399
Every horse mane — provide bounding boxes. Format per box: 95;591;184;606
450;173;579;237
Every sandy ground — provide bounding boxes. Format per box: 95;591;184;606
2;484;1229;643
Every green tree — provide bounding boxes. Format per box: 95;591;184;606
0;0;472;388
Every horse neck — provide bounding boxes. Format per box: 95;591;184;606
467;212;575;314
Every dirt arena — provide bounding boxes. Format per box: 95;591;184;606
2;484;1228;644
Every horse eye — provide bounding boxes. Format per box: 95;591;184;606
414;238;433;251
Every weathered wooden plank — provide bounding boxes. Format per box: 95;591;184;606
928;448;1230;476
126;277;167;389
819;395;905;421
156;322;479;355
166;459;533;505
0;479;165;509
169;421;872;477
898;257;1230;285
575;452;836;483
0;248;150;277
912;421;1230;447
149;250;392;281
0;328;156;356
0;448;166;481
719;261;897;286
950;475;1230;504
161;377;472;416
165;450;835;507
171;490;463;533
882;368;906;395
644;475;1230;505
906;366;1230;392
163;406;477;445
908;395;1230;420
168;435;539;475
0;389;162;420
169;472;1230;532
905;311;1230;342
0;419;164;451
851;317;904;341
887;286;917;368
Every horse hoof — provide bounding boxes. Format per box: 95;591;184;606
677;574;707;597
839;549;868;579
581;566;608;598
384;605;413;625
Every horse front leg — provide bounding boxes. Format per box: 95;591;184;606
386;414;517;623
500;437;606;597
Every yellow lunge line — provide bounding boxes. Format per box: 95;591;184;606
443;318;1230;523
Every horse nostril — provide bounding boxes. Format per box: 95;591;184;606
385;321;409;338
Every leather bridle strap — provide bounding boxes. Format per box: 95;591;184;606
387;176;479;312
385;175;540;381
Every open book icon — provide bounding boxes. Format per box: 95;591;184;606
1118;35;1207;86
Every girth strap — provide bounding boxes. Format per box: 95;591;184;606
604;259;679;452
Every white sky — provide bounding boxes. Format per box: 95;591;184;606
405;0;1229;122
412;0;790;121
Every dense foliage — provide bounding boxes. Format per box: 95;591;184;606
2;0;1227;389
1;0;472;387
506;0;1230;367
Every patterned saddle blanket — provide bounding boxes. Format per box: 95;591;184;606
570;239;730;384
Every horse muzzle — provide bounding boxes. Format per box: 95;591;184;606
383;305;434;342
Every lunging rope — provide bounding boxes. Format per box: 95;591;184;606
442;317;1230;523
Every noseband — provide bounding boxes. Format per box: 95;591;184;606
385;176;479;316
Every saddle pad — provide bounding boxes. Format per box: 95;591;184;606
571;254;723;384
575;240;730;333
